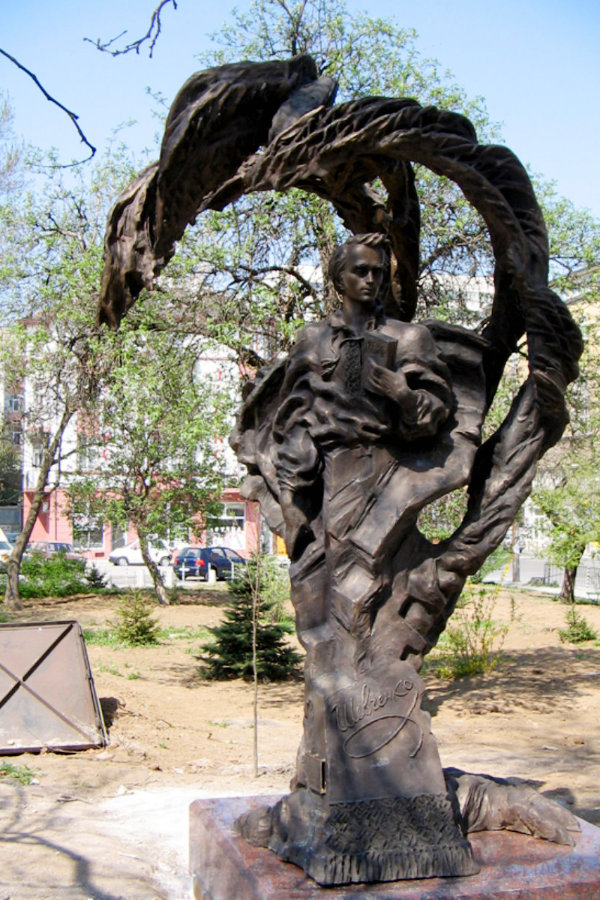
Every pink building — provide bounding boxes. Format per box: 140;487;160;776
23;483;262;561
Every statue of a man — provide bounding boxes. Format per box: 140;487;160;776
233;233;579;885
276;233;452;561
98;53;585;886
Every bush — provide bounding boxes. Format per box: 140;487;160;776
198;555;302;681
19;551;92;598
558;606;598;644
429;582;515;679
112;591;161;646
85;564;109;590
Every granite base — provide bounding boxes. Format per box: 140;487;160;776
189;795;600;899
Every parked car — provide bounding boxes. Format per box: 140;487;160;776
0;539;11;568
108;539;172;567
25;541;85;561
172;546;247;581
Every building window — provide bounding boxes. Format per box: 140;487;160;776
77;435;100;471
72;512;104;550
206;502;245;547
5;394;23;413
10;429;22;446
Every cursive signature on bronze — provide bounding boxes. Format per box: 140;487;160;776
332;679;415;733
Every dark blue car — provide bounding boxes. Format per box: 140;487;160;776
172;546;246;581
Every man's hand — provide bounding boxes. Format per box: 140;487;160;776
365;360;407;401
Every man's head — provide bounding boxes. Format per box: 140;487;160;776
328;233;391;298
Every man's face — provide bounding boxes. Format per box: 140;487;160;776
341;244;385;305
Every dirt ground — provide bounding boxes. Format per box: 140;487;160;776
1;585;600;899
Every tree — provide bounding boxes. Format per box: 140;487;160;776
0;423;21;506
532;287;600;603
68;309;233;605
105;0;598;372
0;119;234;610
533;444;600;604
0;142;140;609
169;0;501;353
198;554;302;680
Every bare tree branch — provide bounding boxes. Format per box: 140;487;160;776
0;47;96;165
84;1;178;58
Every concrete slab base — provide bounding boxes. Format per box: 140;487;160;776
190;795;600;899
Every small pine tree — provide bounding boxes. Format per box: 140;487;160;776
113;591;161;646
558;604;598;644
198;557;302;681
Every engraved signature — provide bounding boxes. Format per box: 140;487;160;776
333;680;415;733
331;679;423;759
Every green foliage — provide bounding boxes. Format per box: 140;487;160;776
470;546;513;585
112;591;161;646
0;762;36;785
82;627;121;648
558;606;598;644
531;296;600;603
17;551;107;599
68;309;233;605
417;487;468;542
85;565;109;590
430;582;515;679
199;556;302;681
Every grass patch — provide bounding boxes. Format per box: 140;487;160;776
0;762;37;784
83;627;121;647
157;625;211;641
84;622;211;648
97;662;122;677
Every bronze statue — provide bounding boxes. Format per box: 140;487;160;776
231;231;580;883
98;55;584;886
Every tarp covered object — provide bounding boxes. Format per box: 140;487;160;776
0;620;107;753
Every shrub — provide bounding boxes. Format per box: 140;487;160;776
430;582;515;679
112;591;160;646
19;551;91;598
85;564;109;590
559;606;598;644
198;555;302;681
18;551;112;598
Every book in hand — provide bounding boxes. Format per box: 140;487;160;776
363;331;397;386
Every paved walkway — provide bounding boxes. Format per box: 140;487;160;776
485;555;600;602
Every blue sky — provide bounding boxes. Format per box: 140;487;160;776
2;0;599;217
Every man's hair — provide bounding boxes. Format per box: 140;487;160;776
328;233;391;295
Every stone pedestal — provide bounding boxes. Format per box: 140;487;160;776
190;795;600;899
